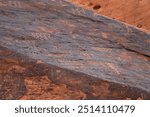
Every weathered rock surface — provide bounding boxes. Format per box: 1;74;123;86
70;0;150;32
0;0;150;99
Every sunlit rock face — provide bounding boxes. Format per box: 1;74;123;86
70;0;150;32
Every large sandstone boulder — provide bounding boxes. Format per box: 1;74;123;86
0;0;150;99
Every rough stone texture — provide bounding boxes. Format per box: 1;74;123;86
70;0;150;32
0;0;150;99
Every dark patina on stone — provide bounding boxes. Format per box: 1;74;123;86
0;0;150;99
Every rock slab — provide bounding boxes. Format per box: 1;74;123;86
0;0;150;99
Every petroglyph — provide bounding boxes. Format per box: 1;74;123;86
92;47;112;52
8;0;22;8
105;63;121;75
31;32;51;40
0;0;150;100
82;52;92;59
101;32;109;39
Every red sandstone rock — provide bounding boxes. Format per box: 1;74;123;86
70;0;150;32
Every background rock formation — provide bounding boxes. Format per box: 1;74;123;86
70;0;150;32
